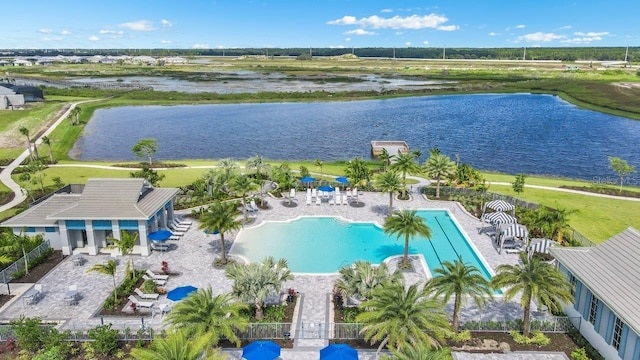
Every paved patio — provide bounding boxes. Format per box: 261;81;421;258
0;187;545;354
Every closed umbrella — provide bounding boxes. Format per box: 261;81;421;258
242;340;281;360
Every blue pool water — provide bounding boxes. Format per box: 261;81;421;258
231;210;493;278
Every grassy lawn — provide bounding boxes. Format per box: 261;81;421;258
490;184;640;243
0;101;68;147
482;172;640;194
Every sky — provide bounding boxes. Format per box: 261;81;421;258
2;0;638;49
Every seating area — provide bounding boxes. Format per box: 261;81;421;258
305;187;357;206
64;285;80;306
23;284;43;305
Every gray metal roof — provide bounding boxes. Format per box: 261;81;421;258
1;194;80;227
51;179;178;220
550;228;640;335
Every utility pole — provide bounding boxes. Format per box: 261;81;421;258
523;47;526;61
309;47;312;56
443;45;446;60
393;47;396;60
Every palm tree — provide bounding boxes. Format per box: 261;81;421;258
87;260;118;304
231;174;258;222
535;207;577;245
19;127;36;160
382;344;450;360
108;231;138;272
383;210;432;269
491;252;573;337
246;155;269;179
41;136;55;163
226;256;294;320
69;106;81;125
389;152;420;199
376;171;403;216
428;257;494;333
198;201;242;265
131;329;227;360
217;158;238;180
314;158;324;176
424;153;456;199
164;287;248;347
378;148;391;172
356;282;450;352
334;260;401;303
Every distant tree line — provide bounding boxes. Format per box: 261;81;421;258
1;47;637;62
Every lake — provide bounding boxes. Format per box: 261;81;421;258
72;93;640;180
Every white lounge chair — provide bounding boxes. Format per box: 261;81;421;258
169;222;189;232
143;275;166;286
346;189;352;197
342;194;349;205
171;220;190;230
146;269;169;280
176;217;193;226
307;188;311;197
329;195;335;205
169;235;181;241
306;196;311;206
290;188;296;198
316;196;321;206
168;228;185;236
134;288;160;300
128;295;154;308
352;187;358;197
311;189;317;199
336;188;341;197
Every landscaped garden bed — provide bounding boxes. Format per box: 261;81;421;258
10;250;64;283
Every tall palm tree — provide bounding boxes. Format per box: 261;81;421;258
334;260;401;303
19;127;36;160
218;158;238;180
491;252;573;337
356;282;450;352
41;136;55;163
378;148;391;173
376;171;403;216
382;344;450;360
389;152;420;199
231;174;258;222
108;231;138;273
424;153;456;199
87;260;118;304
246;155;269;179
428;257;494;333
164;287;249;347
314;158;324;176
383;210;432;268
535;207;577;245
198;201;242;265
226;256;294;320
130;330;227;360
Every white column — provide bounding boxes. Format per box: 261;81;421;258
58;222;72;255
138;220;150;256
85;221;98;255
112;221;121;240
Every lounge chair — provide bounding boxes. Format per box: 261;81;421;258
329;195;335;205
307;188;311;197
168;228;185;236
134;288;160;300
128;295;154;308
171;219;190;230
311;189;317;199
352;187;358;197
169;235;181;241
342;194;349;205
290;188;296;198
316;196;321;206
169;222;189;232
250;200;260;211
306;196;311;206
345;189;352;197
143;275;166;286
146;269;169;280
335;188;341;197
175;217;192;226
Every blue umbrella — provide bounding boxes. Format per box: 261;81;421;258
300;176;316;183
242;340;281;360
166;286;198;301
148;230;172;241
320;344;358;360
335;176;349;184
318;185;335;192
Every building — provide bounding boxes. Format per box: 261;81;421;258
0;85;25;110
550;228;640;360
1;179;180;256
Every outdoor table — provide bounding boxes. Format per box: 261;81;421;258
64;290;78;305
72;255;85;266
23;289;40;305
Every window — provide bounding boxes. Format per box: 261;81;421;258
45;227;56;233
612;317;623;350
588;295;599;324
26;227;36;232
569;274;576;297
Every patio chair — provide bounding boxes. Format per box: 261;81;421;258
176;217;193;226
169;222;189;232
316;196;321;206
346;189;352;197
128;295;154;309
168;228;185;236
336;188;341;197
250;200;260;211
329;195;335;205
311;188;317;199
143;275;166;286
290;188;296;198
307;188;311;197
171;219;190;230
169;235;181;241
135;288;160;300
306;196;311;206
146;269;169;281
342;194;349;205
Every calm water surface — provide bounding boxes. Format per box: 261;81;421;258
73;94;640;180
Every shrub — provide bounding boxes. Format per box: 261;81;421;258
509;330;550;346
571;348;589;360
262;305;286;322
9;316;48;352
567;328;605;360
33;345;68;360
141;279;157;294
447;330;472;342
87;324;120;355
10;248;53;280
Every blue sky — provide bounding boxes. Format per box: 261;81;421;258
2;0;638;49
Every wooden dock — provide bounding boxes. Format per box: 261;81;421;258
371;141;409;157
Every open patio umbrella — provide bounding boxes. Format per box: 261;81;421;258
300;176;316;183
318;185;335;192
498;223;529;253
483;211;517;226
320;343;358;360
166;285;198;301
528;238;555;255
242;340;281;360
148;230;172;241
335;176;349;184
480;199;515;219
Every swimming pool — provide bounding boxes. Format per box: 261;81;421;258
231;210;493;278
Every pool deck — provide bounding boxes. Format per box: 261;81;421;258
0;188;545;353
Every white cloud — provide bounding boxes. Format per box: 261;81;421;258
516;24;526;29
328;14;453;30
380;8;393;13
573;31;609;37
161;19;173;27
558;25;572;30
562;34;608;44
405;42;411;46
423;40;429;45
119;20;155;31
216;45;224;49
60;30;71;35
345;29;375;35
38;29;53;34
437;25;459;31
489;32;497;36
161;40;173;44
329;45;346;48
345;37;351;42
517;32;565;42
192;43;210;49
395;31;404;35
88;36;100;41
99;29;116;34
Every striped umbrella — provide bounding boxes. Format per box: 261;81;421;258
484;199;515;212
500;223;529;239
483;211;517;225
529;238;555;254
